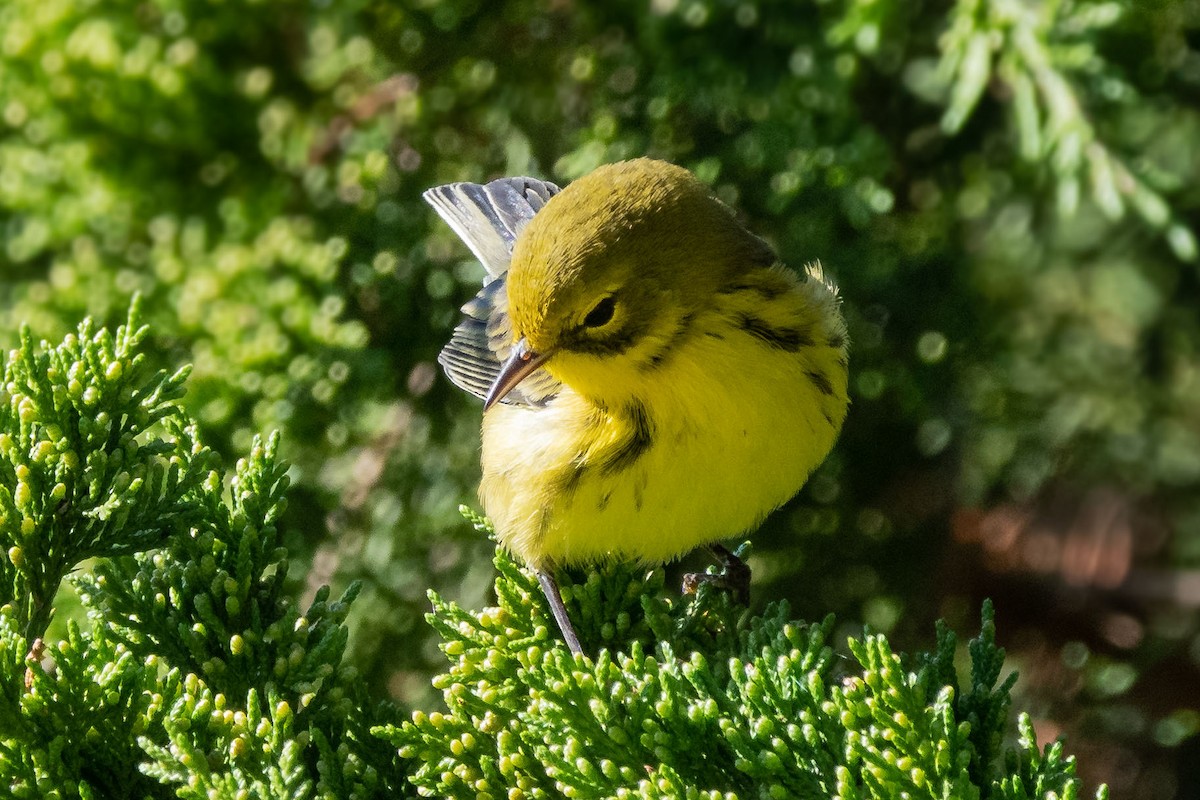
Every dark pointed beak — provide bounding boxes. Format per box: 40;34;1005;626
484;338;551;410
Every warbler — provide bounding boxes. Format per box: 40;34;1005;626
427;159;848;654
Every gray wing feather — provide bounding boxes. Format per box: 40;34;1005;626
426;176;563;407
423;177;560;280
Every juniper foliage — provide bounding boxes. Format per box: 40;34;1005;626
0;299;212;643
382;511;1106;800
0;311;1109;798
2;7;1198;787
1;0;1194;789
0;307;406;798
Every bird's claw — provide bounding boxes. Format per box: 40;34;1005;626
682;544;751;606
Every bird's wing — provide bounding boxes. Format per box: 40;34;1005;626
426;177;563;407
423;177;559;280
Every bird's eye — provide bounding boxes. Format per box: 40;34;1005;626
583;296;617;328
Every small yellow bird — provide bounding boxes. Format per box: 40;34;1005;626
427;159;848;654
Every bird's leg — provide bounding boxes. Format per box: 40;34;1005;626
536;569;584;656
681;543;751;606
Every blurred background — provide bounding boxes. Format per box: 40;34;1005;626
1;0;1197;796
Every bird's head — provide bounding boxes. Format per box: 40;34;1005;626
487;158;774;408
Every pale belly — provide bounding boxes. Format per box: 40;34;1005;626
478;336;844;569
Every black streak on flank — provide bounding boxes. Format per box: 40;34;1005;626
806;369;834;396
828;332;846;350
600;401;655;476
736;314;812;352
597;490;612;511
551;459;587;507
534;509;551;549
564;461;586;495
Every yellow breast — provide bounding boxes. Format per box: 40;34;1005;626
479;266;848;569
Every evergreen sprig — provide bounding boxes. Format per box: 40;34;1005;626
0;312;1113;798
380;518;1106;799
74;434;407;799
0;309;407;798
0;298;218;642
933;0;1196;260
138;680;315;800
0;612;168;798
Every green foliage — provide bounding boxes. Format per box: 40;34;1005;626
0;310;406;798
2;0;1197;793
934;0;1193;259
0;615;161;797
384;535;1101;799
0;316;1108;797
0;301;216;642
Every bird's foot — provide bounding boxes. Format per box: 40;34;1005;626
682;543;751;606
536;569;585;656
